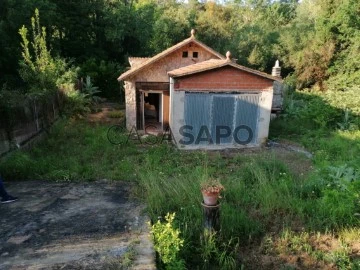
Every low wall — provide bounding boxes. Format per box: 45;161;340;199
0;93;63;156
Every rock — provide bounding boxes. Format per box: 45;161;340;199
7;234;32;244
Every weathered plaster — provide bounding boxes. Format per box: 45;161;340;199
257;88;274;144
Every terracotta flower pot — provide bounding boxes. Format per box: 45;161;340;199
202;191;220;206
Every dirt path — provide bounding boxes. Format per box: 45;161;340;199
0;181;155;270
86;102;124;125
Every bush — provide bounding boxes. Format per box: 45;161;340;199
79;58;123;100
150;213;185;269
61;85;91;117
19;9;78;99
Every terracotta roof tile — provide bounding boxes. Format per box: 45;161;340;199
168;59;282;82
128;57;151;68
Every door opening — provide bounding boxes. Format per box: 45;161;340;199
144;92;162;131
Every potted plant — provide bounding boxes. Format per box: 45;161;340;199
201;178;224;206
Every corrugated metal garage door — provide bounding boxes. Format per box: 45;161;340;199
234;94;260;145
184;92;260;146
184;93;212;145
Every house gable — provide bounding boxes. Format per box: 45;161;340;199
132;42;222;82
118;36;225;82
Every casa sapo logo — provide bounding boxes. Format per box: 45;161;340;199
107;124;254;146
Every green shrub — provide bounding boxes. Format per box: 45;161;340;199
61;85;91;116
0;152;36;180
150;213;185;269
19;9;78;99
82;76;101;104
79;58;123;100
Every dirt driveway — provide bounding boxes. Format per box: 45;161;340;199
0;180;155;270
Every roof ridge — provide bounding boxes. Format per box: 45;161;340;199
168;59;282;82
128;56;151;59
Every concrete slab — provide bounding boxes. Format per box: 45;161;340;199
0;180;156;270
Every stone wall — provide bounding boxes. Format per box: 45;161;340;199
124;81;136;129
123;41;221;129
272;80;284;110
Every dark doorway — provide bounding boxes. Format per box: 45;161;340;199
135;82;169;131
144;93;161;129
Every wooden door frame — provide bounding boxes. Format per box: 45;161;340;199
135;82;170;131
141;90;164;130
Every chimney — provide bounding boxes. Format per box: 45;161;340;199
226;51;231;61
272;60;281;78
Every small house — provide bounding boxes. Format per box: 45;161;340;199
118;30;282;149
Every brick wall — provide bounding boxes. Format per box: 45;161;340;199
174;66;273;91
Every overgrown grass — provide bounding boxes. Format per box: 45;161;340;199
1;89;360;268
261;228;360;270
0;119;140;181
136;145;359;268
107;110;124;118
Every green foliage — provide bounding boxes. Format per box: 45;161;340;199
150;213;185;269
273;229;358;270
1;114;360;268
199;230;238;270
82;76;101;104
1;0;360;94
62;86;91;117
0;119;139;181
0;85;26;128
270;89;359;142
199;229;218;267
18;9;77;99
328;165;359;190
60;76;102;117
79;58;122;100
150;1;190;53
270;82;360;232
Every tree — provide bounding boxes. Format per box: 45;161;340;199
150;0;190;53
18;9;78;126
19;9;62;97
0;0;57;87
